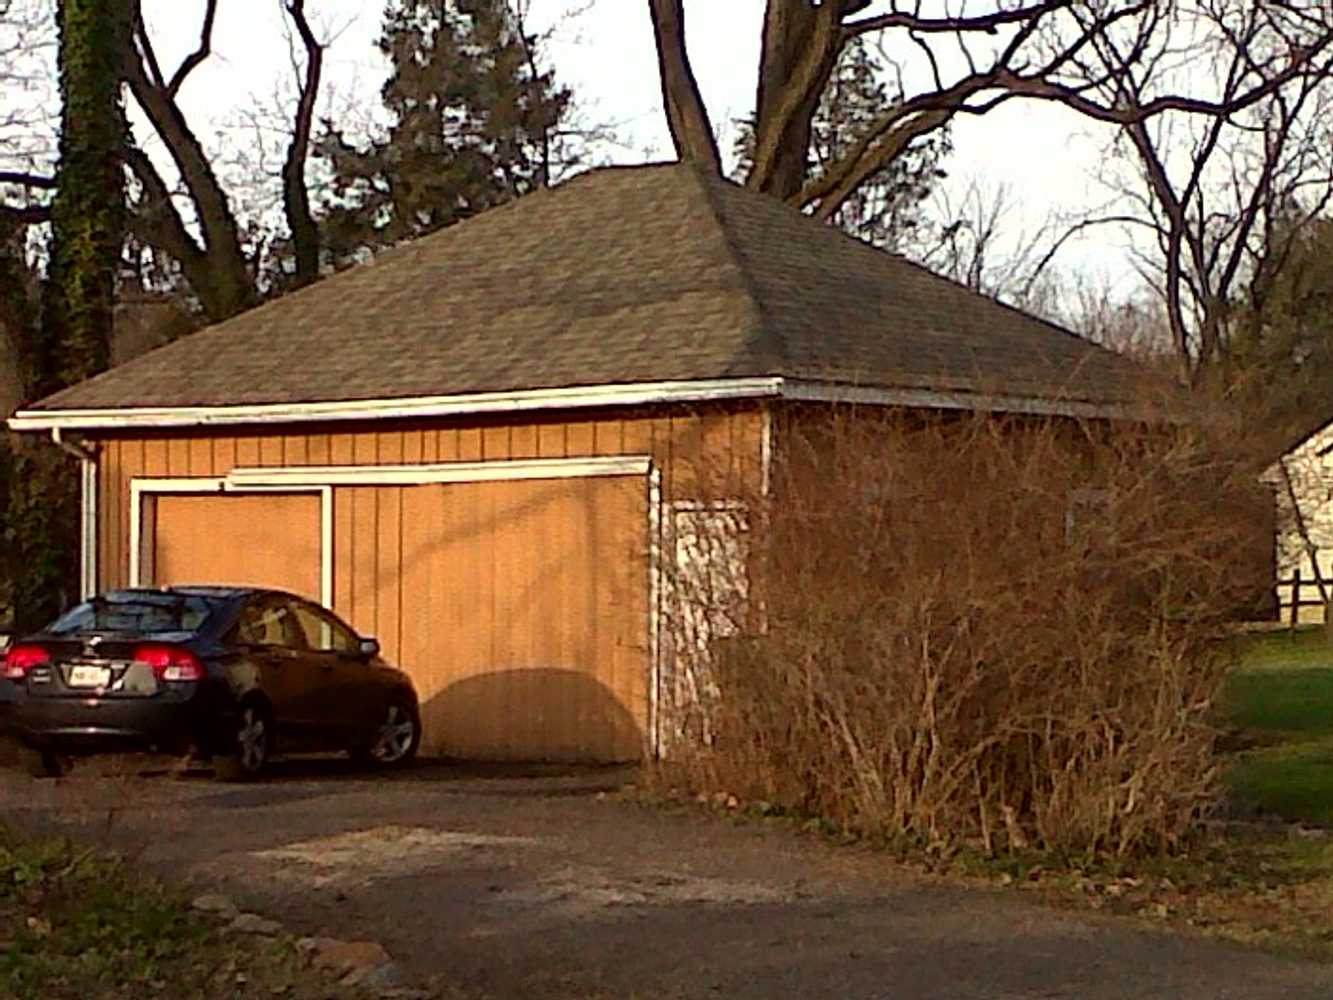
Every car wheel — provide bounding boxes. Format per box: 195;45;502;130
19;747;65;779
213;703;271;782
352;698;420;769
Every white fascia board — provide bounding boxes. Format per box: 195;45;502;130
779;380;1138;420
7;374;1137;433
6;378;786;432
226;456;652;488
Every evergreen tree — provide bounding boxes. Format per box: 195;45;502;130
1226;216;1333;454
319;0;572;260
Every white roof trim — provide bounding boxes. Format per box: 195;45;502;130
7;378;784;431
782;382;1138;420
6;376;1131;432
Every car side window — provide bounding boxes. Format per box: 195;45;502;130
234;599;306;650
291;603;361;655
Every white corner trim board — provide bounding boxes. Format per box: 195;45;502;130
648;464;664;758
79;455;97;600
6;377;1132;432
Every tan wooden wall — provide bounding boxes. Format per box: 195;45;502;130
392;474;649;759
92;404;764;756
97;404;762;587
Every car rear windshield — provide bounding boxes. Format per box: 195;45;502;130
45;592;220;636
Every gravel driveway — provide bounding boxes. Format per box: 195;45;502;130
3;757;1332;999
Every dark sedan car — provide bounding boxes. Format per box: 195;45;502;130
0;586;421;780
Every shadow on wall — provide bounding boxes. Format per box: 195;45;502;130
420;667;643;765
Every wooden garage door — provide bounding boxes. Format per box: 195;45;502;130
381;474;649;763
149;493;322;600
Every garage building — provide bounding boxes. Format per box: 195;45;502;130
8;163;1142;762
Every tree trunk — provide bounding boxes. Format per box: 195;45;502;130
9;0;129;627
38;0;130;398
748;1;842;201
283;0;323;289
124;39;257;322
647;0;721;173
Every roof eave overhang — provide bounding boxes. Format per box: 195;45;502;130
6;376;1136;433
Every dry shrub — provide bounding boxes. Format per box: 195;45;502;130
661;406;1266;858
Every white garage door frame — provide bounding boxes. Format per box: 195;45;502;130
128;478;335;607
126;456;665;755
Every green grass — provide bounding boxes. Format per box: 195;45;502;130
1223;628;1333;824
1223;665;1333;736
1230;628;1333;674
0;827;342;999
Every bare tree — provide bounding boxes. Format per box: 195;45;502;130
121;0;325;321
281;0;323;289
1061;2;1333;382
647;1;1333;235
0;0;57;230
919;180;1045;298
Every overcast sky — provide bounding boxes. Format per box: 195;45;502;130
129;1;1137;294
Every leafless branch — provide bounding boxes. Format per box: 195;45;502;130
648;0;1333;240
281;0;323;287
845;1;1074;39
166;0;218;98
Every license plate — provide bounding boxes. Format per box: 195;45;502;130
68;664;112;689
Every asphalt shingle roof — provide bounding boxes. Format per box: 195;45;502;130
28;162;1141;413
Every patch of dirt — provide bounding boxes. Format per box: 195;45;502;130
247;825;536;890
487;863;792;915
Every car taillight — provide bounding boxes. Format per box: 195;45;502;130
3;644;51;680
132;644;206;682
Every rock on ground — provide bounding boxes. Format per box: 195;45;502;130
190;893;239;920
229;912;283;936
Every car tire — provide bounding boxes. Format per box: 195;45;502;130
350;696;421;770
213;702;272;782
19;747;65;779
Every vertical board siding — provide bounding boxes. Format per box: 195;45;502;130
97;407;762;591
388;474;648;760
92;405;764;758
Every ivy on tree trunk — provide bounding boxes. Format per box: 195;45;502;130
6;0;129;632
36;0;129;399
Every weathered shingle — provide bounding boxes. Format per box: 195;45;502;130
27;163;1140;413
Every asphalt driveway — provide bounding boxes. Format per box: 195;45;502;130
3;758;1332;999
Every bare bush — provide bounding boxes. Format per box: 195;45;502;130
659;406;1266;858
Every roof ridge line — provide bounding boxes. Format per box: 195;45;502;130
682;165;787;369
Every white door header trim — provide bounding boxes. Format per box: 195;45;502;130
226;455;652;488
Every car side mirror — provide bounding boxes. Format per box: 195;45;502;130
358;637;380;660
